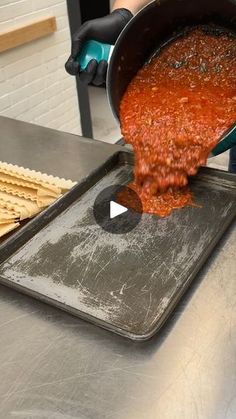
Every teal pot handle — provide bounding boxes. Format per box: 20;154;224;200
77;40;113;71
210;123;236;157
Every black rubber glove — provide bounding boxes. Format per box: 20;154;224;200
65;8;133;86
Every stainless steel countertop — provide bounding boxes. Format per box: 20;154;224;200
0;116;236;419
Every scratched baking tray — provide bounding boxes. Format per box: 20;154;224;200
0;151;235;340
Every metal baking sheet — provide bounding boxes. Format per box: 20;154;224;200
0;151;235;340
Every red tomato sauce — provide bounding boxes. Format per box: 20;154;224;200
119;28;236;217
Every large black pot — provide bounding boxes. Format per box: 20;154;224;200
107;0;236;121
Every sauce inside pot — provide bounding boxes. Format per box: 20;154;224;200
119;28;236;217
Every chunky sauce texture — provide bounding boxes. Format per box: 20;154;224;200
119;28;236;216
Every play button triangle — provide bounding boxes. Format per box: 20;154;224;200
110;201;128;219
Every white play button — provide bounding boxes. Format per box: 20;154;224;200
93;185;142;234
110;200;128;219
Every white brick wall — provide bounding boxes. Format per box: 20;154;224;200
0;0;81;136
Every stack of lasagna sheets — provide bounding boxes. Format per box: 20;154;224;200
0;161;76;238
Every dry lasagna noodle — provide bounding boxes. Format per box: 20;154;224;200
0;161;76;238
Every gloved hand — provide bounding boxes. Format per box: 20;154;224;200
65;8;133;86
